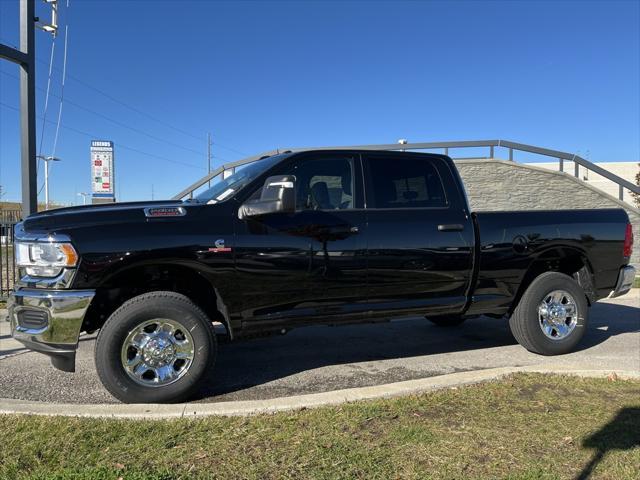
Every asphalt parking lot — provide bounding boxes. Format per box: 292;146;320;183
1;290;638;404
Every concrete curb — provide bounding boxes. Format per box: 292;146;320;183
1;365;638;419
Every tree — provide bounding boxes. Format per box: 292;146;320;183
632;163;640;209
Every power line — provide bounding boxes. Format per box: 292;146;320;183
37;57;248;156
0;69;231;161
58;69;249;156
37;37;56;160
43;14;70;196
37;0;68;196
50;22;68;158
61;69;205;141
0;35;248;158
56;69;249;157
0;100;206;170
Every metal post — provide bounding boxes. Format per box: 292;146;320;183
559;158;564;172
20;0;37;218
444;147;449;156
619;185;624;201
574;161;579;178
508;148;513;161
489;146;494;158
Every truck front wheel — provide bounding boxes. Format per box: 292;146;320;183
509;272;588;355
95;291;217;403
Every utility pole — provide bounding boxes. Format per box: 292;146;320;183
1;0;59;218
207;133;213;188
0;0;37;219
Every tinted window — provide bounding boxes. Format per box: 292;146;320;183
288;157;355;210
366;157;447;208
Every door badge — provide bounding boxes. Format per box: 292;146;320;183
209;239;232;253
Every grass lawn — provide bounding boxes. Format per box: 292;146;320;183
0;373;638;480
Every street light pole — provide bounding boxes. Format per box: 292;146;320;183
77;192;89;205
37;155;61;209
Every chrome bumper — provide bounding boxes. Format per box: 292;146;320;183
8;289;95;372
610;266;636;299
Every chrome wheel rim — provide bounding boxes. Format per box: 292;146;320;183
537;290;579;340
120;319;195;387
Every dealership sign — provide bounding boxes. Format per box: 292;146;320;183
91;140;115;199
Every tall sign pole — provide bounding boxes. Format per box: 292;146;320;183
0;0;37;218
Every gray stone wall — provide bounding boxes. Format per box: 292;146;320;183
454;159;640;268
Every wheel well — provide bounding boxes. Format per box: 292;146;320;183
509;248;594;315
82;264;230;337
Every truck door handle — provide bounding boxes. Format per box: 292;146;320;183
438;224;464;232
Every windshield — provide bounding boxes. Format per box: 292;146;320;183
190;154;285;204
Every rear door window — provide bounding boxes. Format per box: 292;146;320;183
365;156;448;209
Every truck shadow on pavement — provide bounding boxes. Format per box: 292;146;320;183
194;301;640;401
574;407;640;480
577;301;640;350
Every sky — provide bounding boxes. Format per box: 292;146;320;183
0;0;639;205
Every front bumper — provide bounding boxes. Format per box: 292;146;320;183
8;289;95;372
609;265;636;299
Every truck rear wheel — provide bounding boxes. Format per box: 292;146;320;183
509;272;588;355
95;291;216;403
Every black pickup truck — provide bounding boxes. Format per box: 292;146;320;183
9;150;636;403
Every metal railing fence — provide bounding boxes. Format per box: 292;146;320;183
173;139;640;203
0;211;20;301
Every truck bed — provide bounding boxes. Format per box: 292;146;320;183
467;208;629;315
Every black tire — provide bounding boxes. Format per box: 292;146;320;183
95;291;217;403
509;272;588;355
427;315;466;327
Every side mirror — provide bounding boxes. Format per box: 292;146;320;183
238;175;296;219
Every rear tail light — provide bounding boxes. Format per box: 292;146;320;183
623;223;634;258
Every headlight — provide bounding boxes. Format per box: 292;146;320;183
15;241;79;278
